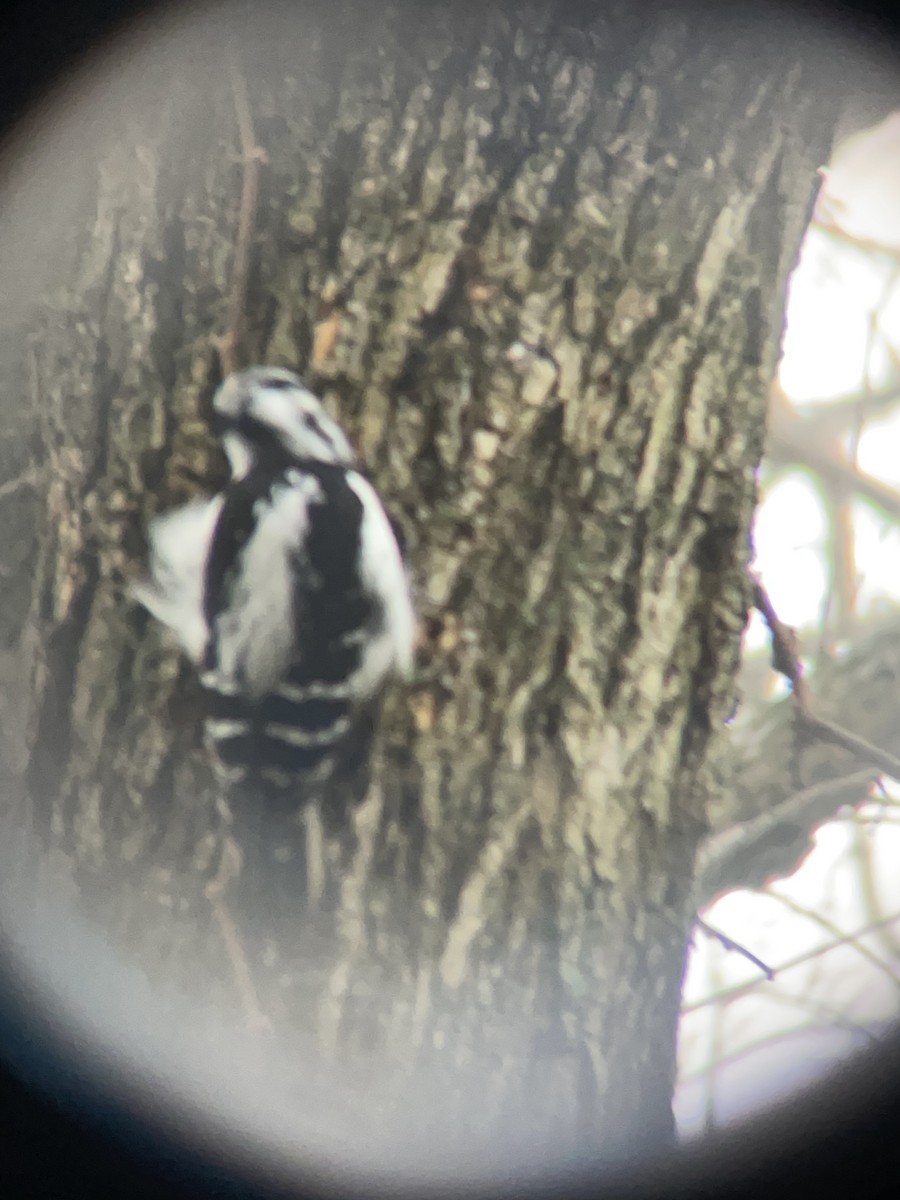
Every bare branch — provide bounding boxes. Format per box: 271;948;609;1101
749;571;900;777
680;1000;881;1092
810;213;900;264
682;909;900;1014
695;769;878;905
797;710;900;781
768;401;900;521
205;835;272;1034
793;382;900;424
748;571;809;707
695;917;774;980
766;888;900;994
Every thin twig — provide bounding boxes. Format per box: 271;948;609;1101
205;834;272;1034
695;917;774;980
748;571;809;708
682;909;900;1014
680;998;881;1091
811;213;900;263
214;44;267;377
766;887;900;994
793;382;900;423
767;425;900;522
796;710;900;782
750;570;900;779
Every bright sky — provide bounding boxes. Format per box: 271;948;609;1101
675;112;900;1137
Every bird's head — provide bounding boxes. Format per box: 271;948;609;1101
213;367;355;479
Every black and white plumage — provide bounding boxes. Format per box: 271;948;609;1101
133;367;415;791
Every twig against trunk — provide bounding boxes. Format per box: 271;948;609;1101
205;834;273;1034
796;711;900;781
213;46;267;377
750;569;900;779
748;571;810;708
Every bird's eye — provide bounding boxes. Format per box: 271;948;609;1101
262;377;296;391
304;413;328;439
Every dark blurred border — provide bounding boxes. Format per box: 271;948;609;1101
0;0;157;142
1;0;899;1197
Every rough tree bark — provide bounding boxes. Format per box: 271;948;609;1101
0;0;840;1169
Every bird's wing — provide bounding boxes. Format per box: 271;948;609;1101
131;495;224;663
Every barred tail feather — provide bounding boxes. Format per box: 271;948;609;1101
203;682;353;785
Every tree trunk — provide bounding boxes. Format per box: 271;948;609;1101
2;0;838;1167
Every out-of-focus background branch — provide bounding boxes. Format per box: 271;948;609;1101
679;109;900;1137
